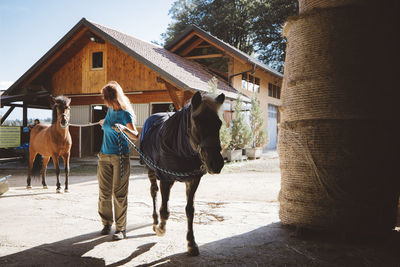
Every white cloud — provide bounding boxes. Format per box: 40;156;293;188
0;81;14;90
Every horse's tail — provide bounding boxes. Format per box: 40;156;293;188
31;154;43;179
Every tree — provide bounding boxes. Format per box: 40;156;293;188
206;77;231;150
252;0;298;72
162;0;298;72
249;93;268;148
230;96;251;149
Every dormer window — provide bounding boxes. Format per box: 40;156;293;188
92;51;103;69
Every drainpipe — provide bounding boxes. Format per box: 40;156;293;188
228;63;256;87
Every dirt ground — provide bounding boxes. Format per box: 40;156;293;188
0;152;399;267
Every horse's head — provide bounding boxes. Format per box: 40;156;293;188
52;96;71;129
189;91;225;174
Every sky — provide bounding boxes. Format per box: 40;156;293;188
0;0;177;120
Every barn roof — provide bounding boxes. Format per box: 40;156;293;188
3;18;248;102
165;24;283;79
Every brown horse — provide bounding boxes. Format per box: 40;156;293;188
27;96;72;193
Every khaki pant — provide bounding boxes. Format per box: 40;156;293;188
97;152;130;231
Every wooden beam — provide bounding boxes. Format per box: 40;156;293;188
196;44;212;48
22;26;88;86
179;38;205;57
69;90;173;105
193;33;247;64
183;90;195;107
0;106;15;124
169;32;197;53
164;82;183;110
184;54;223;60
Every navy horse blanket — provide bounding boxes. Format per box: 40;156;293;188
139;106;203;182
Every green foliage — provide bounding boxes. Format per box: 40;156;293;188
219;118;231;150
207;76;219;97
249;93;267;147
163;0;298;72
206;77;231;150
229;96;251;149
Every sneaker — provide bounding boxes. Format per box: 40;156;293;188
100;224;111;235
112;230;126;240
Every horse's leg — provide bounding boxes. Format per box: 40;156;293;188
62;153;70;193
156;179;174;237
26;150;37;189
41;156;50;189
148;169;159;232
185;177;201;256
53;155;61;193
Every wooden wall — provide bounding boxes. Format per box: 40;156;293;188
82;42;107;94
51;38;168;97
106;43;167;92
52;50;83;95
230;58;282;126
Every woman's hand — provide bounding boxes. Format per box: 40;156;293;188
113;123;126;133
99;119;104;126
113;123;138;141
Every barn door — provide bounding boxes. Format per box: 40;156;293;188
267;104;278;150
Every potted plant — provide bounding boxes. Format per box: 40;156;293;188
247;93;268;159
227;96;251;161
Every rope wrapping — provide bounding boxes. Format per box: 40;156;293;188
279;1;400;231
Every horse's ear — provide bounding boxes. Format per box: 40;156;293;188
49;95;56;107
191;91;202;110
65;97;71;106
215;93;225;105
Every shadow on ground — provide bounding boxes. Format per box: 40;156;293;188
0;224;155;267
137;223;400;267
2;222;399;267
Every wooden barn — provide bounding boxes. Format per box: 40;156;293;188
164;25;283;150
1;18;282;156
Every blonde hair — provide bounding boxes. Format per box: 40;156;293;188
101;81;136;123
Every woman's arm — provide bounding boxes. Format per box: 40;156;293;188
113;123;138;140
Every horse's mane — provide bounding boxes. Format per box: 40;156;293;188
51;96;70;124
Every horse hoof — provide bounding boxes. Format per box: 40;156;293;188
155;226;166;237
187;245;200;256
26;186;32;190
152;224;157;233
43;186;48;189
56;189;61;193
64;189;69;193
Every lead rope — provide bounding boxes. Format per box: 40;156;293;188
118;132;124;180
115;125;206;177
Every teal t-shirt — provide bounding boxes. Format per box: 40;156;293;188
101;108;133;155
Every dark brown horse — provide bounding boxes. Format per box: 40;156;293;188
140;91;225;256
27;96;72;193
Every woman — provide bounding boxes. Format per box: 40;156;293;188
98;81;138;240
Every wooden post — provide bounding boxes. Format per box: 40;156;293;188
0;106;15;124
164;81;183;111
22;104;27;127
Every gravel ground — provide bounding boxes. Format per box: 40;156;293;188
0;152;399;266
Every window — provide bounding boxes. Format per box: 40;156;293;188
92;52;103;69
248;75;254;92
268;83;273;97
241;73;260;92
254;77;260;93
241;73;247;90
268;82;281;99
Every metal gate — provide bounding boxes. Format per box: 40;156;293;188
267;104;278;150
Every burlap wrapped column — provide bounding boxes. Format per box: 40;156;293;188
278;0;400;232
